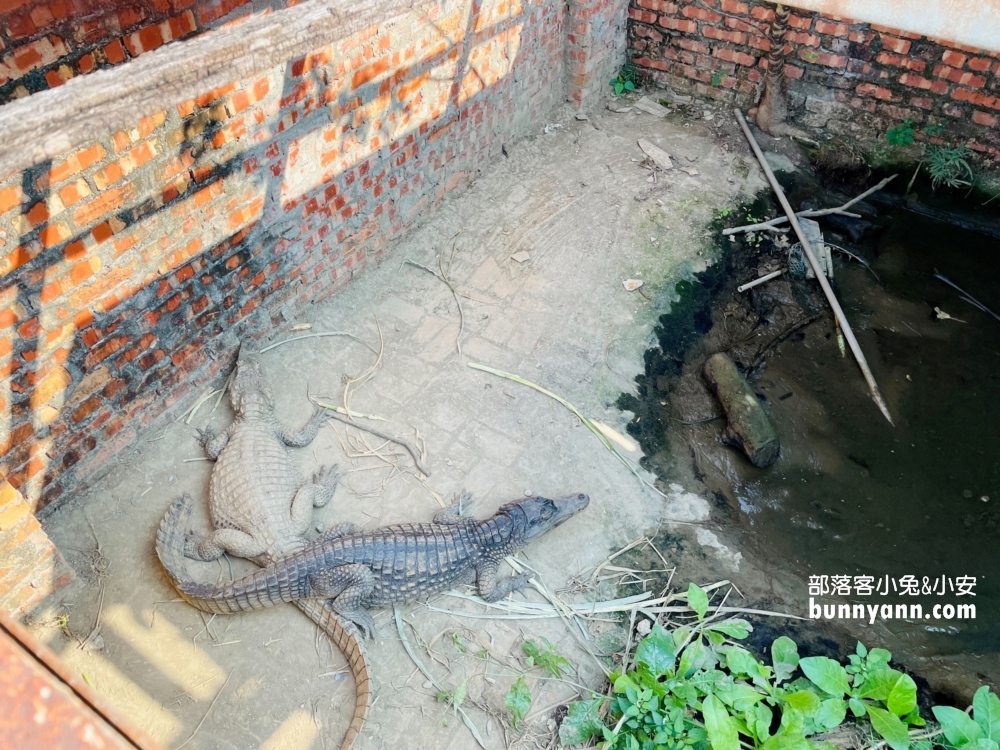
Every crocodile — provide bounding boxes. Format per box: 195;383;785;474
157;491;590;638
173;342;370;750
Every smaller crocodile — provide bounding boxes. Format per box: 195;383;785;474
157;492;590;636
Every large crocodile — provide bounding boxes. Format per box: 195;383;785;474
157;491;590;638
171;342;370;750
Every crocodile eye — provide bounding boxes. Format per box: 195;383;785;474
539;501;556;520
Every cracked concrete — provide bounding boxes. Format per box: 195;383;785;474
35;98;768;750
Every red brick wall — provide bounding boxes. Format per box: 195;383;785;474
566;0;628;106
0;0;580;518
627;0;1000;158
0;0;258;104
0;479;74;616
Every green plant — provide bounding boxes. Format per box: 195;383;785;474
886;120;916;146
559;583;936;750
925;144;974;190
436;679;468;712
524;638;572;678
884;119;976;192
611;74;636;96
932;686;1000;750
611;63;639;96
506;675;533;728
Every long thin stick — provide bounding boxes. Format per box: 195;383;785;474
174;668;234;750
934;272;1000;323
393;608;486;749
467;362;667;498
734;109;893;424
405;237;465;355
323;411;431;476
722;174;896;235
259;331;378;354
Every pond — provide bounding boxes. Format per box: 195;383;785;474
629;176;1000;690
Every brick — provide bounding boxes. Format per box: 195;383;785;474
973;110;998;127
704;26;746;45
899;72;949;95
815;19;848;37
784;31;820;47
933;64;986;88
815;52;847;69
968;57;992;72
351;56;389;89
856;83;893;101
952;88;1000;110
38;223;71;248
10;35;67;75
71;256;101;285
124;24;165;56
681;5;720;22
658;16;697;33
713;47;755;67
73;183;136;227
942;50;967;68
104;39;128;65
0;185;22;214
876;52;925;72
58;178;92;207
786;14;811;30
880;35;911;55
47;144;107;185
720;0;747;13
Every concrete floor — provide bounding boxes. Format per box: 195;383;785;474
36;98;766;750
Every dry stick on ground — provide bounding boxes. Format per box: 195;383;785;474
405;252;466;356
721;175;897;235
342;317;385;417
735;109;893;424
325;412;430;476
173;668;235;750
79;517;110;651
393;608;487;749
259;330;380;355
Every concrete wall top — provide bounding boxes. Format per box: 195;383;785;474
785;0;1000;52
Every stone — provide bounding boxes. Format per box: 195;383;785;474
702;353;780;468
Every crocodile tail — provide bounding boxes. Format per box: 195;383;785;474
155;495;293;614
295;600;371;750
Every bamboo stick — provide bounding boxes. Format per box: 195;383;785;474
733;109;893;424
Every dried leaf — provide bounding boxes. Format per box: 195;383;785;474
622;279;644;292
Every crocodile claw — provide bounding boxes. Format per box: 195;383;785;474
196;427;215;448
312;464;344;508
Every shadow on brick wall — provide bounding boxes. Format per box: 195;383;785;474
1;0;543;514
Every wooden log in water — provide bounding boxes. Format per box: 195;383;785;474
703;353;780;468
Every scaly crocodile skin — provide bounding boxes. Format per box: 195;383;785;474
166;344;369;750
157;492;591;639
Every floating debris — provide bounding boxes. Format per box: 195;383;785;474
934;306;966;323
510;251;531;263
622;279;644;292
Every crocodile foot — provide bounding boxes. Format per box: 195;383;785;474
312;464;344;508
333;604;378;640
434;489;475;524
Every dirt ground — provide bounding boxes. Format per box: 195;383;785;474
34;96;777;750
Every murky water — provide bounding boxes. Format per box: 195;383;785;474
729;205;1000;659
632;189;1000;686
